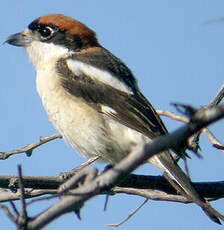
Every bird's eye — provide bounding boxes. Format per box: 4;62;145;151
38;26;54;39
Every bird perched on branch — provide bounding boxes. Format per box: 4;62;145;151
5;14;222;224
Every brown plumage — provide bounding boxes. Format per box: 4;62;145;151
38;14;98;47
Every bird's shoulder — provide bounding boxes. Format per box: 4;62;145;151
55;47;168;138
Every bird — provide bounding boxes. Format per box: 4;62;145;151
5;14;221;224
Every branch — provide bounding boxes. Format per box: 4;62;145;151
0;133;62;160
4;104;223;230
157;110;224;155
106;198;149;227
210;82;224;106
157;110;188;123
1;173;224;201
17;165;28;229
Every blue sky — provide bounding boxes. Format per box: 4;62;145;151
1;1;224;229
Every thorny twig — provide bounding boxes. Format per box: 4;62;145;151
210;83;224;106
0;205;17;223
0;84;224;228
157;110;224;155
1;104;224;230
18;165;28;228
191;83;224;153
157;82;224;155
106;198;149;227
157;110;224;153
0;173;224;203
0;133;62;160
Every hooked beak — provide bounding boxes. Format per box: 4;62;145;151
5;31;33;47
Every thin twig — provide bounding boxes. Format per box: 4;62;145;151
1;173;224;203
0;133;62;160
2;105;224;229
213;144;224;150
158;84;224;157
18;165;28;227
26;195;59;206
158;109;224;155
9;201;19;217
0;189;57;203
157;110;188;123
210;83;224;106
106;199;148;227
112;187;220;203
58;166;98;195
203;129;224;154
104;194;110;211
60;156;100;180
0;205;17;223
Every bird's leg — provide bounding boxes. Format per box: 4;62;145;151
59;156;99;181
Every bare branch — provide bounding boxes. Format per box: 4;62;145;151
59;156;99;180
157;109;224;155
0;189;57;203
18;165;28;228
0;175;61;190
106;198;148;227
0;133;62;160
103;195;110;211
19;105;224;230
1;173;224;203
0;205;17;223
112;187;189;203
203;129;224;154
1;105;224;229
9;201;19;217
58;166;98;194
210;83;224;106
157;110;188;123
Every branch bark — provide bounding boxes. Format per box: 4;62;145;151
1;105;224;230
0;134;62;160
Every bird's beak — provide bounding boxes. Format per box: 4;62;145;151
5;30;33;47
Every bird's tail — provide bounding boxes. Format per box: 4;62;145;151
148;151;222;224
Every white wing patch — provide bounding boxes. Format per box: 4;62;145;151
66;59;133;94
101;105;117;115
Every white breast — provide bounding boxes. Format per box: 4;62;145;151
25;41;150;164
35;64;149;164
36;62;110;159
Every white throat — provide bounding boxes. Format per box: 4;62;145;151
25;41;71;69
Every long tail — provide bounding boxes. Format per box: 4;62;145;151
148;151;222;224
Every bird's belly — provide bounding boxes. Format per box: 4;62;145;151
41;88;109;159
36;70;108;159
36;70;149;165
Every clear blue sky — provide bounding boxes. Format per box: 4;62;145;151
1;1;224;229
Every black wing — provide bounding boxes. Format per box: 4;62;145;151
56;49;167;139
